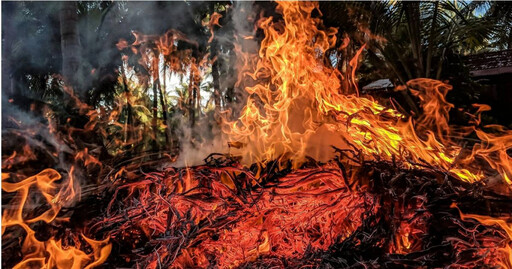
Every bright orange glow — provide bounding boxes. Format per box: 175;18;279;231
222;1;511;185
99;163;370;268
2;170;111;268
452;203;512;267
4;1;512;268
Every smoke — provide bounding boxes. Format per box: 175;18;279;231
1;92;84;206
2;1;266;169
172;120;228;168
224;0;259;116
172;1;262;167
1;93;72;158
231;1;258;44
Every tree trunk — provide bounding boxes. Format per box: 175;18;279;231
209;3;222;114
426;1;439;78
387;37;414;81
225;48;238;119
188;72;196;128
507;30;512;50
152;82;159;152
157;76;171;150
121;64;133;158
404;2;424;77
436;28;454;80
60;2;81;92
211;42;222;113
370;47;420;116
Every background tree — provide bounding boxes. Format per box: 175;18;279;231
484;1;512;49
320;1;509;119
3;1;512;159
60;1;82;93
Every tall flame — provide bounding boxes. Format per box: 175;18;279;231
3;1;512;268
223;1;511;185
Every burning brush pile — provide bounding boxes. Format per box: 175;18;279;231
2;1;512;268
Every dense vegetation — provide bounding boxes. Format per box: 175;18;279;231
3;1;512;158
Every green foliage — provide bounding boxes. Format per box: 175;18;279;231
4;1;511;158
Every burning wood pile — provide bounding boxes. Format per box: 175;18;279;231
89;156;512;268
2;1;512;268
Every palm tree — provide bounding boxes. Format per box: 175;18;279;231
319;1;504;117
60;1;82;92
484;2;512;50
322;1;499;82
357;1;497;82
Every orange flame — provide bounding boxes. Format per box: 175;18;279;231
4;2;512;267
223;1;511;185
452;203;512;267
2;170;111;268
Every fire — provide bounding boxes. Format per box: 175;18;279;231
452;203;512;267
179;164;369;267
98;162;371;268
3;145;36;169
2;170;111;268
223;1;511;185
3;1;512;268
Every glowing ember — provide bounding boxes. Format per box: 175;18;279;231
2;1;512;268
95;162;370;267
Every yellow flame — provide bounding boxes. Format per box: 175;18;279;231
223;1;511;185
